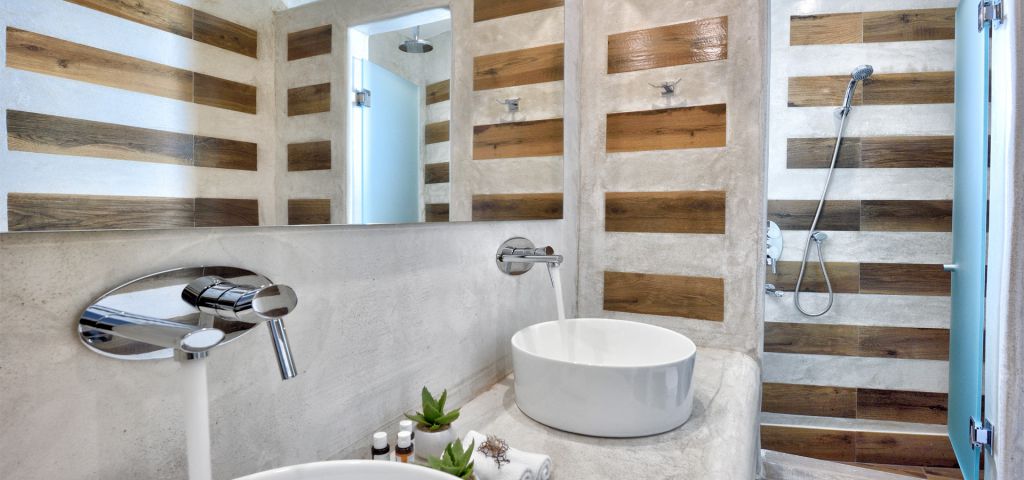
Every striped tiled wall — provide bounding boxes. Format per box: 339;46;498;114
1;0;273;231
763;0;957;469
458;0;565;222
577;0;764;353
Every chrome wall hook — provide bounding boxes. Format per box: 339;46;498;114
649;79;681;96
496;97;520;112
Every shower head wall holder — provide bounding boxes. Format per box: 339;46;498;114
497;97;520;112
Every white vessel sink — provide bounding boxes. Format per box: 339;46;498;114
235;460;454;480
511;318;697;437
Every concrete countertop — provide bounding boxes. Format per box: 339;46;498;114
457;347;761;479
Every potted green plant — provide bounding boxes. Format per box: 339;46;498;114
406;386;461;460
426;439;475;480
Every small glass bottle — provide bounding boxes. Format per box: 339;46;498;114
395;430;413;463
399;419;415;442
371;432;391;461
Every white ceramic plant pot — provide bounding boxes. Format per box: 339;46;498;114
415;424;457;461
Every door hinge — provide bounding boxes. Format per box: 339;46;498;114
970;416;994;451
979;0;1005;31
355;89;371;108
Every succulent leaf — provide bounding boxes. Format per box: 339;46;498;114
435;408;461;425
438;389;448;411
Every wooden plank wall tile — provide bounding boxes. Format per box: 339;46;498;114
65;0;193;38
425;121;450;145
288;199;331;225
288;83;330;116
66;0;258;57
765;323;949;360
287;25;332;61
425;203;450;222
8;193;194;231
425;79;450;105
857;389;948;425
769;261;861;293
858;326;950;360
425;163;450;184
790;8;955;46
761;425;856;462
787;136;954;168
473;118;563;159
473;0;564;22
855;432;957;467
607;16;728;74
287;141;331;171
767;200;861;231
6;28;257;113
762;383;857;418
472;193;563;221
603;271;725;321
861;200;952;232
860;263;950;296
194;198;258;227
474;43;564;91
191;10;258;58
605;191;726;234
606;104;726;153
789;72;954;107
6;110;193;166
194;136;257;170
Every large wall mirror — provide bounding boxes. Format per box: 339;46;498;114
0;0;565;232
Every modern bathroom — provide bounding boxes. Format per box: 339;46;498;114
0;0;1021;479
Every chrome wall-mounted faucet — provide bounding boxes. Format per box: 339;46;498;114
495;237;563;275
78;266;299;380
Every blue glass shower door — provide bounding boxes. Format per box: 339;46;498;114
948;2;990;479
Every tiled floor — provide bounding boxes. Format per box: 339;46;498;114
844;463;980;479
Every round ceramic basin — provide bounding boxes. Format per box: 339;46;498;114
234;460;454;480
511;318;697;437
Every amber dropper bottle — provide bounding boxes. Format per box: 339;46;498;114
395;431;413;463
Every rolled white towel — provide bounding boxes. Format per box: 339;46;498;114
464;431;550;480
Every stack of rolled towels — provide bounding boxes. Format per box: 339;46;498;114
463;431;552;480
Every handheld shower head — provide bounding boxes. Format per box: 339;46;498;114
840;65;874;114
851;65;874;81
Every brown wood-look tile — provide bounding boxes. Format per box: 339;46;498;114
862;72;954;105
425;203;450;222
7;193;194;231
607;16;728;74
192;10;258;58
861;200;953;232
425;121;450;145
287;25;332;61
474;43;563;91
762;383;857;418
862;9;956;43
857;389;948;425
761;425;856;462
923;466;970;479
859;136;954;168
769;261;861;293
606;104;726;152
765;322;861;356
605;191;726;234
425;79;450;105
194;136;257;171
6;110;194;166
425;163;450;184
790;13;863;46
287;198;331;225
860;263;950;296
788;75;861;107
473;118;563;159
855;432;958;467
194;198;258;227
859;327;950;361
767;200;861;231
473;0;563;22
193;73;257;114
287;141;331;171
65;0;194;38
603;271;724;321
6;27;194;103
787;137;862;169
288;83;330;116
471;193;563;221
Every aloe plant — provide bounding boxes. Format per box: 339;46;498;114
427;439;475;479
406;386;461;431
